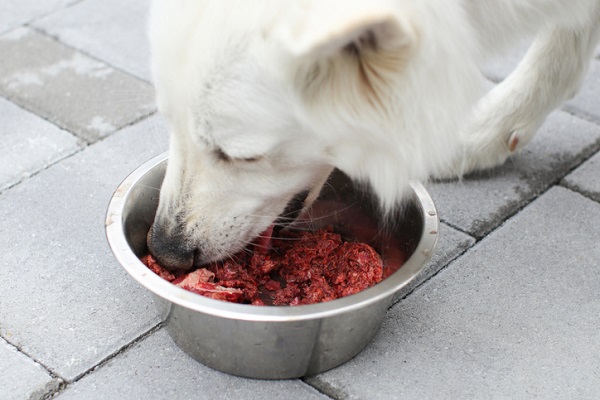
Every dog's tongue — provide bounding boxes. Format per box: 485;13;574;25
252;224;274;254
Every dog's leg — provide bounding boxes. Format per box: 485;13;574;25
441;21;600;177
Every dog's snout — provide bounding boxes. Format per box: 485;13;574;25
147;222;196;272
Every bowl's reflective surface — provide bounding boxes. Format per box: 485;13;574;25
106;152;438;379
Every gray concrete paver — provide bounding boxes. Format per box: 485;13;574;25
309;186;600;400
0;116;168;382
565;60;600;123
563;150;600;203
33;0;152;82
393;223;475;303
481;37;532;82
428;110;600;238
0;96;82;192
0;0;78;35
55;329;329;400
0;27;155;143
0;338;61;400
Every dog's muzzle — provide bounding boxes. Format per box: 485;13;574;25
147;189;313;272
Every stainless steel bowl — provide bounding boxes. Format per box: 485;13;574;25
106;152;438;379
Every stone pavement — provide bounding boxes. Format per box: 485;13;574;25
0;2;598;399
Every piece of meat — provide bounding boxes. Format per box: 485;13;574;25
329;242;384;297
173;268;244;303
141;254;177;282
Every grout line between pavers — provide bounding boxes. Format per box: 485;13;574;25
463;175;592;241
1;25;157;145
0;0;86;37
439;218;471;239
26;25;154;86
559;181;600;206
387;201;534;309
1;334;66;387
45;322;164;398
398;146;600;303
304;376;362;400
389;239;476;309
0;102;157;197
88;110;159;147
561;104;600;127
445;128;600;241
0;145;85;195
395;138;600;305
383;113;600;306
0;93;86;146
300;378;339;400
31;0;89;25
0;86;156;147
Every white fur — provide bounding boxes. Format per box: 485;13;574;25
147;0;600;268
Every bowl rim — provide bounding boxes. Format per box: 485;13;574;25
106;152;438;322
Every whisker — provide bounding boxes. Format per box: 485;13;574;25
227;252;245;264
137;184;161;192
267;236;302;242
149;114;169;152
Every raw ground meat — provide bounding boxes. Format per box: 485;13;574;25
141;226;385;306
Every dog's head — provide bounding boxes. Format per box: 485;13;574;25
147;0;481;270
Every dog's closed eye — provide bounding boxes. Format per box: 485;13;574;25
214;147;263;163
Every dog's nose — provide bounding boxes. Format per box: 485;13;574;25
147;222;196;272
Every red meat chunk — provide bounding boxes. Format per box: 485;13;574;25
141;226;390;306
173;269;244;303
141;254;177;282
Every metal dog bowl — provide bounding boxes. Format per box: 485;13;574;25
106;152;438;379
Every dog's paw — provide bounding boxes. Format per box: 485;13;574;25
435;130;529;180
434;84;545;179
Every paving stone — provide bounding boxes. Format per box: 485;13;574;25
309;186;600;400
564;60;600;123
481;37;532;82
33;0;152;82
0;338;61;400
0;0;77;35
0;96;82;192
562;151;600;203
393;223;475;303
0;27;155;143
0;116;168;382
55;329;329;400
428;111;600;238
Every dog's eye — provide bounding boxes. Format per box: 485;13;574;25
239;156;262;162
214;148;232;162
214;147;263;163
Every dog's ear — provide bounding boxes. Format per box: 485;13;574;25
276;0;415;60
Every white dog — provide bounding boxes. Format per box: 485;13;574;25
147;0;600;271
